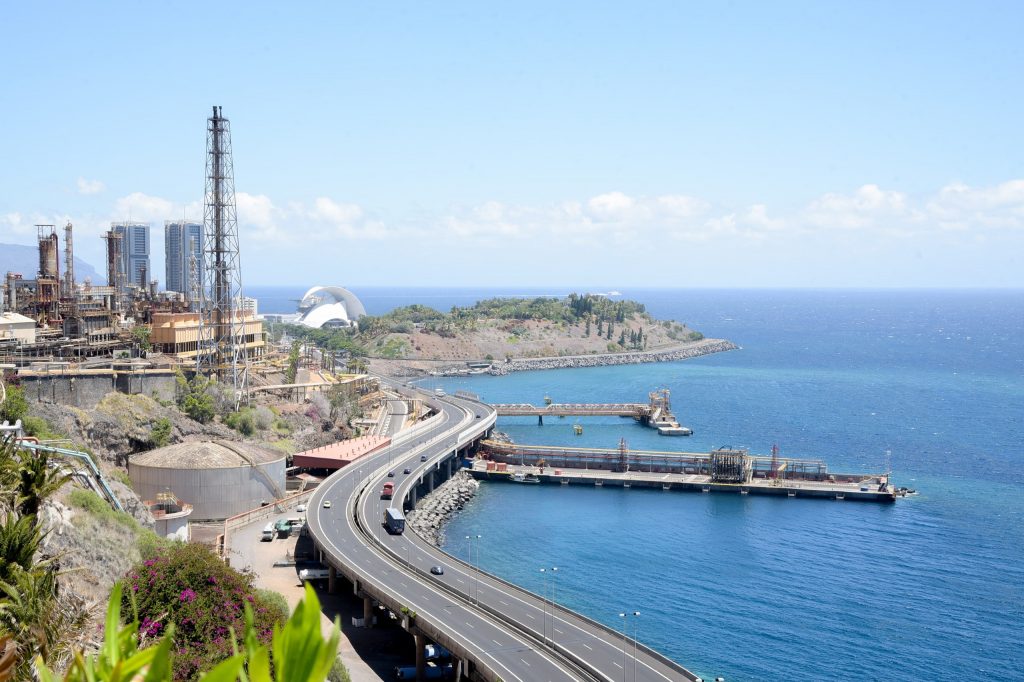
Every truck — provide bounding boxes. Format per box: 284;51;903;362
394;663;452;680
381;482;394;500
384;507;405;535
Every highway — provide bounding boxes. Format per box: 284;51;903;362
307;387;698;682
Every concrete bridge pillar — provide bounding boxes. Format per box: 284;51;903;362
426;470;435;493
446;457;453;479
328;566;337;594
414;632;427;681
409;487;417;509
363;596;374;628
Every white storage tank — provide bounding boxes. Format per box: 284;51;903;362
129;440;287;521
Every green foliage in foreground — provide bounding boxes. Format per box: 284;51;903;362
36;582;341;682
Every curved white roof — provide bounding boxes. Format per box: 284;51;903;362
297;286;366;328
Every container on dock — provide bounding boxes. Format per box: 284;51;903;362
496;462;507;472
486;462;496;471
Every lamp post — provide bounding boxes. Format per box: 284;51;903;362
466;534;480;603
630;611;640;682
618;613;628;682
539;568;549;646
544;566;559;648
617;611;641;681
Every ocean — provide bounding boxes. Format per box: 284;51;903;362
252;286;1024;681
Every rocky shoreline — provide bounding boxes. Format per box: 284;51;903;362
487;338;738;375
404;470;480;546
370;338;739;378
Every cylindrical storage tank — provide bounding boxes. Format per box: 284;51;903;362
128;440;287;521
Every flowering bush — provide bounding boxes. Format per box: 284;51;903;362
121;543;284;680
36;582;341;682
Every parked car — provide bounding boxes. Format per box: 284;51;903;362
296;504;307;513
430;565;444;575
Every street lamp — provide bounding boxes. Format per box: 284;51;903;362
540;566;558;648
630;611;640;682
540;568;549;646
618;613;628;682
619;611;640;682
465;534;481;603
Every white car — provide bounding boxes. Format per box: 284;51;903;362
322;500;332;509
296;504;307;513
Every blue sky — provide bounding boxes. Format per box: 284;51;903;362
1;1;1022;287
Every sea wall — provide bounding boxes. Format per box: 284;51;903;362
488;339;738;375
405;469;479;546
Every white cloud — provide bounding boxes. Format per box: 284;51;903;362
925;180;1024;231
586;191;637;221
804;184;908;229
113;192;175;222
77;177;105;195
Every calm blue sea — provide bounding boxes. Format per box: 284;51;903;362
253;286;1024;681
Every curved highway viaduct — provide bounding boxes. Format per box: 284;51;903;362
307;386;700;682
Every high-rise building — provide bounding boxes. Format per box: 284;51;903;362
164;220;204;298
110;221;151;288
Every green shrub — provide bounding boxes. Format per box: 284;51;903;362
255;588;290;621
136;526;174;560
225;409;256;436
68;489;137;530
328;657;352;682
687;331;704;341
150;417;172;448
108;468;132;486
0;384;28;424
21;414;60;440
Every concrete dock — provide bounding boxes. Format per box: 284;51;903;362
468;461;899;503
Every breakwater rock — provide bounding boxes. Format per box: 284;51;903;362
488;339;738;375
405;470;480;546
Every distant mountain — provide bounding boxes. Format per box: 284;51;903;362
0;242;105;284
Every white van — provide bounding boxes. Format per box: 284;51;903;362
261;523;274;541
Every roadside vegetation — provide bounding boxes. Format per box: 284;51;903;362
0;431;347;681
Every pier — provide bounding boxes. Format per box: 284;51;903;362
490;388;693;434
476;441;898;502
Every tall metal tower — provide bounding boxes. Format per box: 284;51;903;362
62;222;75;298
198;105;248;395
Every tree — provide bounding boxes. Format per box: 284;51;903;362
606;322;613;340
584;317;591;337
285;340;302;384
175;372;216;424
17;449;71;519
0;385;28;426
131;325;152;353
